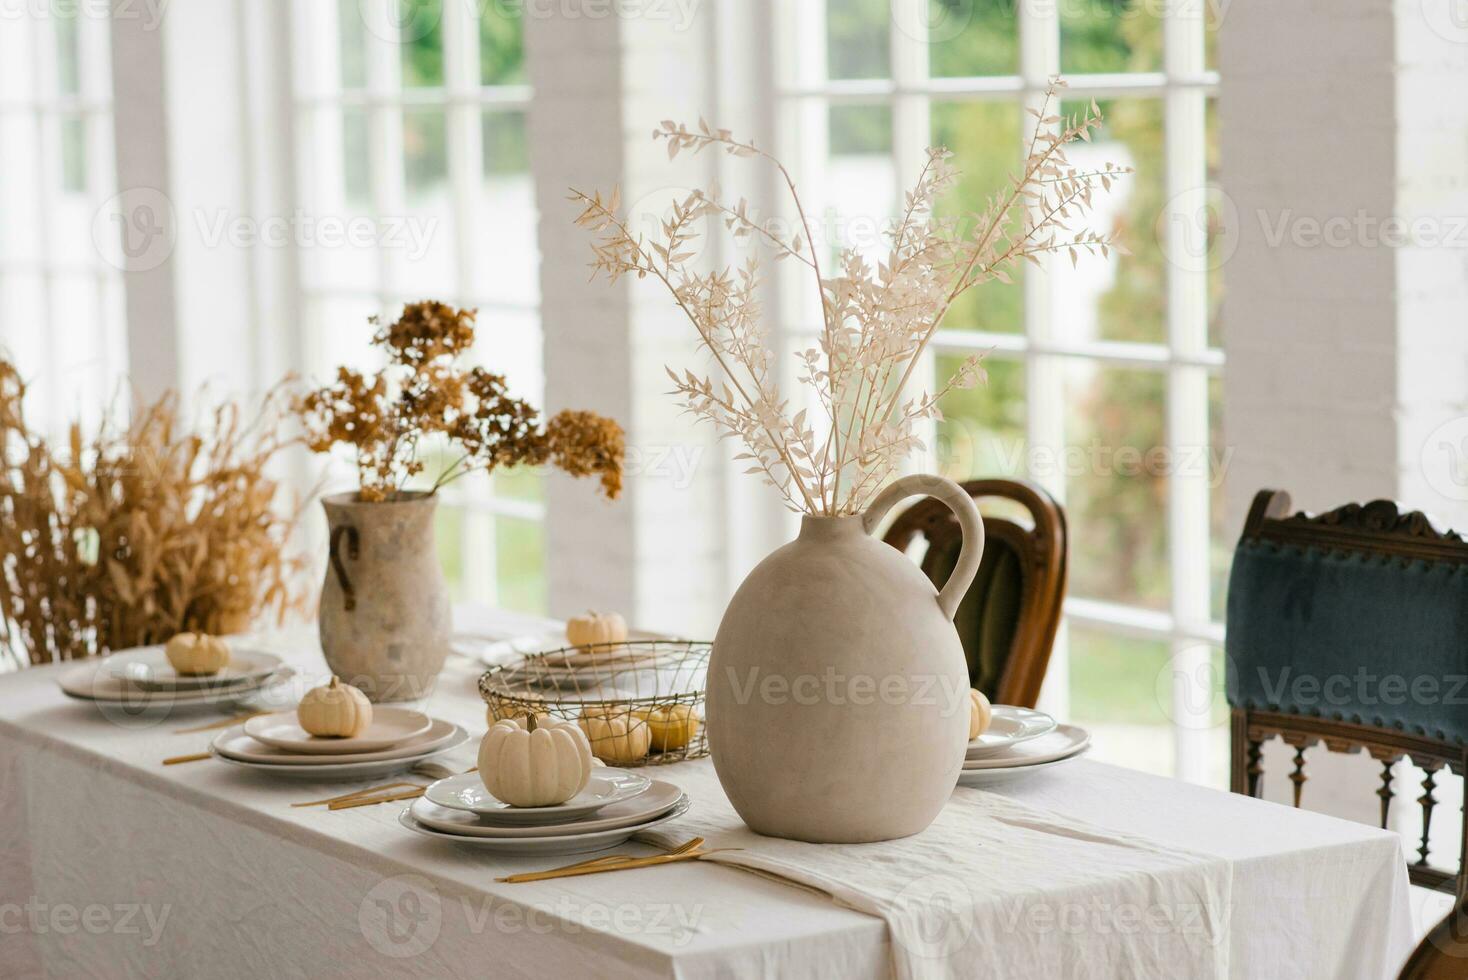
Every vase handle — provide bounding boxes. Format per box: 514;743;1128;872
862;474;985;622
329;525;360;612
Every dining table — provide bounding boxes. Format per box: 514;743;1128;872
0;606;1416;979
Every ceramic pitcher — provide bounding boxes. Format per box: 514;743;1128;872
705;474;985;843
319;491;451;702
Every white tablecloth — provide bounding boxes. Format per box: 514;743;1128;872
0;612;1415;979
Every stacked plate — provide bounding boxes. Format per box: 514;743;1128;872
957;706;1091;787
398;769;690;855
59;646;294;709
208;708;469;780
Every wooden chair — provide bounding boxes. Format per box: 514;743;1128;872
882;478;1067;708
1399;894;1468;979
1227;489;1468;896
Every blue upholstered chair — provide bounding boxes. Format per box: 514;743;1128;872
1227;488;1468;895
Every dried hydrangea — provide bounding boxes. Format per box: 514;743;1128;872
573;78;1129;515
297;301;625;502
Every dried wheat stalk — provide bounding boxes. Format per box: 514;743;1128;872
0;361;308;666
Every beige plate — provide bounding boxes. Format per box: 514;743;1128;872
208;726;470;781
410;781;685;838
214;717;462;765
425;769;651;824
244;707;433;754
103;646;283;691
59;663;292;705
397;797;691;855
962;724;1091;770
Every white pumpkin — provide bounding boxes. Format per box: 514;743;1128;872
164;632;230;676
968;689;992;740
479;716;593;808
578;707;651;764
566;610;628;650
298;676;373;737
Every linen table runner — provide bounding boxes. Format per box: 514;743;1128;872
640;760;1232;980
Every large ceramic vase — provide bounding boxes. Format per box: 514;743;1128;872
706;474;985;843
319;491;451;702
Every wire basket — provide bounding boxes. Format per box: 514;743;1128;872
477;639;711;767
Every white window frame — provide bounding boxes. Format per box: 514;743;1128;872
0;7;122;434
287;0;546;610
771;0;1223;783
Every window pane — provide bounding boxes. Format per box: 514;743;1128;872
827;104;893;267
929;0;1018;77
400;0;443;88
476;113;538;308
1052;97;1163;345
1060;0;1162;74
936;354;1026;481
343;108;371;208
931;100;1023;334
60;115;85;193
482;108;529;175
1064;362;1169;610
1208;375;1230;622
480;2;525;85
827;0;889;79
338;0;367;88
1068;625;1174;777
403;108;447;201
493;467;543;504
54;15;80;95
496;515;546;614
1206;98;1224;349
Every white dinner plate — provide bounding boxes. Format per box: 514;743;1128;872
962;724;1090;770
397;797;691;855
409;780;685;838
207;725;470;781
424;769;651;824
955;746;1091;787
103;646;283;692
213;718;463;766
245;707;433;754
59;662;293;706
966;705;1058;758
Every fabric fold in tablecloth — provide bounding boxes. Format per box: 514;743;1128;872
639;760;1232;980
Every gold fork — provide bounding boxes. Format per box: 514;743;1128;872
497;838;734;884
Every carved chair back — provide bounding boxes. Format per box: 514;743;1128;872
1227;489;1468;896
882;478;1067;708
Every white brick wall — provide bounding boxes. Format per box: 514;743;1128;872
527;2;730;637
1221;0;1468;533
